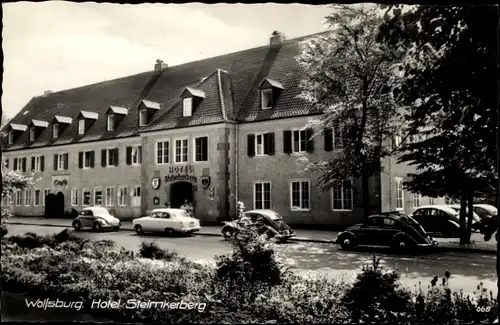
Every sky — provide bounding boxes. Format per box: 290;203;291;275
2;2;332;120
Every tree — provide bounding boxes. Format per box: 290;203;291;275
296;4;403;219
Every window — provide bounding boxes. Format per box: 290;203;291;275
83;189;91;206
117;186;128;206
139;109;148;126
14;158;23;172
94;188;103;206
131;146;142;165
429;197;436;205
43;189;50;206
395;178;404;210
53;123;59;139
106;148;116;167
254;133;274;156
15;190;23;206
175;138;188;163
84;151;92;168
106;187;115;206
57;154;65;170
332;180;353;211
131;186;141;207
29;127;35;141
156;141;169;164
8;131;13;145
78;119;85;135
290;180;310;210
183;98;193;117
292;129;307;153
254;182;271;209
71;188;79;206
333;126;344;150
33;156;42;171
413;193;422;208
25;189;32;206
34;189;41;206
261;89;273;109
107;115;115;131
194;136;208;162
393;135;402;148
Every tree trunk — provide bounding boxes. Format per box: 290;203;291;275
361;169;370;221
459;190;469;245
496;73;500;323
465;190;473;244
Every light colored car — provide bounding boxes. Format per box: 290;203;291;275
132;208;201;236
410;205;480;237
72;207;121;231
473;204;497;219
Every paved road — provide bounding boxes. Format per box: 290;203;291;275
5;225;498;296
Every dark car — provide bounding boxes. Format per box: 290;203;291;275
221;209;295;242
335;212;436;253
72;207;121;231
474;204;498;239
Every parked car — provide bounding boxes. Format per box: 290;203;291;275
133;208;201;236
447;205;481;231
409;205;479;238
473;204;498;219
72;207;121;231
221;209;296;242
474;204;498;239
335;212;436;253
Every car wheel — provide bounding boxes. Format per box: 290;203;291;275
73;221;81;231
339;236;356;250
135;225;144;235
393;237;414;254
113;226;120;232
92;222;101;231
165;228;175;236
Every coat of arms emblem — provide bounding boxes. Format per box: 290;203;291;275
151;177;160;190
200;176;211;188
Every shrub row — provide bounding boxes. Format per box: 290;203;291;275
1;230;498;324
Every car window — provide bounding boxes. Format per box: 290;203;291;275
382;218;397;227
365;217;379;227
474;207;489;218
178;211;191;218
160;212;170;219
80;210;91;216
151;212;161;218
412;209;426;216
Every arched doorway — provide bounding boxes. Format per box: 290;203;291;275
44;193;56;218
170;182;193;208
56;192;65;218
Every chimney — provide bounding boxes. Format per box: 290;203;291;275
154;59;168;71
43;90;52;97
270;31;286;46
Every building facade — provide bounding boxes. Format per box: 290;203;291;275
1;31;443;227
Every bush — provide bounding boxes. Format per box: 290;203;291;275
1;225;7;238
139;242;178;261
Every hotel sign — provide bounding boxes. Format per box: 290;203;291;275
164;165;197;183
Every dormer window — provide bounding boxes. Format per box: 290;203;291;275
76;111;98;136
53;123;59;139
78;119;85;135
6;123;28;145
29;127;36;142
51;115;72;140
183;98;193;117
8;131;13;145
28;119;49;142
259;78;284;110
137;100;160;127
107;115;115;131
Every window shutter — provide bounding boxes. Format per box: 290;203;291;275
126;147;132;165
5;158;9;169
64;153;69;170
247;134;255;157
90;151;95;168
40;156;44;172
22;158;27;172
267;133;275;155
114;148;119;166
306;128;314;153
53;154;58;171
78;152;83;169
14;158;18;171
202;138;208;161
283;130;292;154
324;128;333;152
138;146;142;163
101;149;107;167
31;157;35;171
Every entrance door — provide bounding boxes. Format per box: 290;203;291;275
56;192;65;218
170;182;193;208
44;193;56;218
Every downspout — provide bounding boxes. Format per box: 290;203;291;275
235;122;239;217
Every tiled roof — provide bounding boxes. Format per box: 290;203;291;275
4;31;327;150
53;115;72;124
107;106;129;115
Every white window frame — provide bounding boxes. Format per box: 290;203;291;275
130;186;141;207
53;123;59;139
131;146;141;165
29;127;35;142
8;131;14;145
290;179;310;211
34;189;41;206
42;189;50;206
183;97;193;117
193;136;209;162
174;137;189;164
333;126;344;151
57;154;65;171
82;189;91;207
78;119;85;135
106;148;116;167
105;187;115;207
255;133;266;156
117;186;128;207
253;181;272;210
139;109;148;126
413;193;422;208
15;190;23;206
292;128;307;153
155;140;170;165
94;187;103;206
14;158;23;172
71;188;79;206
24;189;32;206
84;151;92;169
33;156;42;171
395;177;404;210
394;135;402;147
261;89;273;109
107;114;115;131
331;180;353;211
